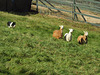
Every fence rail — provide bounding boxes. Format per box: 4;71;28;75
32;0;100;26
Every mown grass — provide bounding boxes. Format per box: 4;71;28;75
0;11;100;75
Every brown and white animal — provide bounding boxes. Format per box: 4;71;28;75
53;25;64;39
77;31;88;44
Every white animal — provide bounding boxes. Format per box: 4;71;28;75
64;29;74;41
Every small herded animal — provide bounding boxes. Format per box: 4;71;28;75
64;29;74;42
7;21;16;28
77;31;88;44
53;25;64;39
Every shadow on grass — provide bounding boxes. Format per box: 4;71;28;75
5;10;39;16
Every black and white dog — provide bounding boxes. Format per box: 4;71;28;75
7;22;16;28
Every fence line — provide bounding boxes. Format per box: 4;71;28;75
32;0;100;26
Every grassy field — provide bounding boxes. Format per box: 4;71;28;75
0;11;100;75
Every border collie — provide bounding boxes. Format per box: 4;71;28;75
7;22;16;28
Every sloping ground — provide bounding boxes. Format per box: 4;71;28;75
0;11;100;75
85;16;100;24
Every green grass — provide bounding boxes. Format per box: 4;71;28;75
0;11;100;75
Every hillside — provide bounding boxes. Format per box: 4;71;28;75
0;11;100;75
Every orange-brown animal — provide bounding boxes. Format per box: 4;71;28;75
53;25;64;39
77;31;88;44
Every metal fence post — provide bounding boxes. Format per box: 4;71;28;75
73;0;76;20
36;0;38;12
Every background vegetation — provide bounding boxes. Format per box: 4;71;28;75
0;11;100;75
